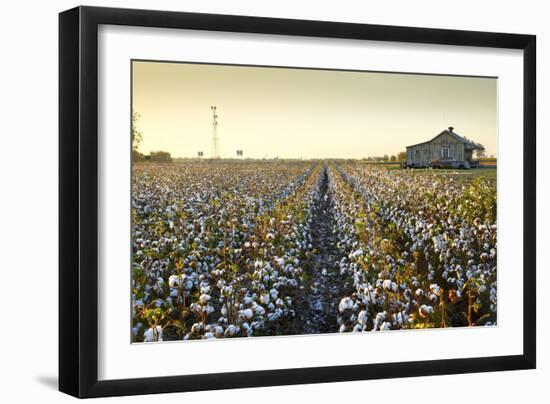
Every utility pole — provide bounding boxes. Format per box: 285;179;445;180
210;106;220;159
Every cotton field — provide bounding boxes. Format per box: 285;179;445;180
131;161;497;342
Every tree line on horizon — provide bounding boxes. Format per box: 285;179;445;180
132;112;173;163
363;151;407;163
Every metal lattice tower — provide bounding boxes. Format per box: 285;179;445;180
210;106;220;158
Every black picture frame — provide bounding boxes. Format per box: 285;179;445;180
59;5;536;398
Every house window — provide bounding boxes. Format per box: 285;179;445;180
415;149;420;160
442;147;450;158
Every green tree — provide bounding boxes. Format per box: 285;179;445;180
397;151;407;162
132;111;143;151
475;144;486;159
150;151;172;163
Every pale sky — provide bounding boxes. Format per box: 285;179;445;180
132;60;497;159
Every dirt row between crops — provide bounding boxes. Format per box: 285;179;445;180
301;165;347;334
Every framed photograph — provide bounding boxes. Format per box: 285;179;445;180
59;6;536;398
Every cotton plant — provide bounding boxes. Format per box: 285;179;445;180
131;161;497;341
327;163;497;332
131;161;322;341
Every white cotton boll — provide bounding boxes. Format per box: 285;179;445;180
221;305;228;316
275;298;284;307
415;288;423;297
380;322;391;331
375;311;386;322
243;296;253;305
352;324;363;332
144;326;163;342
338;297;354;313
203;332;215;339
339;324;347;333
199;294;211;304
214;326;224;337
419;305;434;318
394;311;405;326
242;308;254;319
225;324;239;337
267;312;280;321
260;294;270;305
191;322;204;333
357;310;369;326
270;288;278;300
168;274;185;287
430;284;440;295
200;285;211;294
372;311;386;330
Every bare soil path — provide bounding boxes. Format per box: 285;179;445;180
302;164;346;334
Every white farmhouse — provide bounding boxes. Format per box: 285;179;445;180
406;127;484;168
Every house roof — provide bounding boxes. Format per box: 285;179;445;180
406;127;483;150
